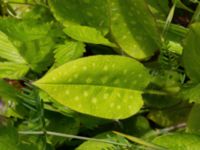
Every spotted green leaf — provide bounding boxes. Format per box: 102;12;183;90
183;23;200;83
109;0;161;59
153;133;200;150
147;0;169;19
34;55;150;119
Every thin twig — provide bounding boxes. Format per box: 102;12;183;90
155;122;186;135
18;130;130;147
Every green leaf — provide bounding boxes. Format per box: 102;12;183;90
19;37;55;73
0;62;29;79
0;18;58;73
34;55;150;119
0;126;19;150
153;133;200;150
0;18;51;42
147;0;169;19
148;102;191;127
0;31;26;63
109;0;161;59
48;0;114;46
54;40;85;67
179;83;200;103
183;23;200;83
187;104;200;135
63;25;115;47
0;126;36;150
122;116;151;137
48;0;109;34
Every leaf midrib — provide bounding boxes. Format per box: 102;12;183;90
35;82;143;92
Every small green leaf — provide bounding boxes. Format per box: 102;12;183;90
0;62;29;79
153;133;200;150
0;18;51;41
54;40;85;68
0;31;26;63
109;0;161;59
34;55;150;119
183;23;200;82
179;83;200;103
63;25;115;47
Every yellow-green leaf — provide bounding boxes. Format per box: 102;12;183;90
34;55;150;119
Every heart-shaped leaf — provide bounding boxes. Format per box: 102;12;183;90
34;55;150;119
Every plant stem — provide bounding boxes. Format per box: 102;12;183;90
113;131;167;150
18;130;130;147
155;122;186;135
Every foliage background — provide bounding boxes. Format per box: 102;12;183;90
0;0;200;149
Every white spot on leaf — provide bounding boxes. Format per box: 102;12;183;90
84;91;88;97
83;66;87;71
65;90;69;95
110;103;114;108
103;93;109;99
117;105;121;110
92;98;97;104
103;66;108;71
117;93;121;98
75;96;79;101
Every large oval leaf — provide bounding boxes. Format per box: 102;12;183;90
153;133;200;150
109;0;161;59
34;55;150;119
183;23;200;83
